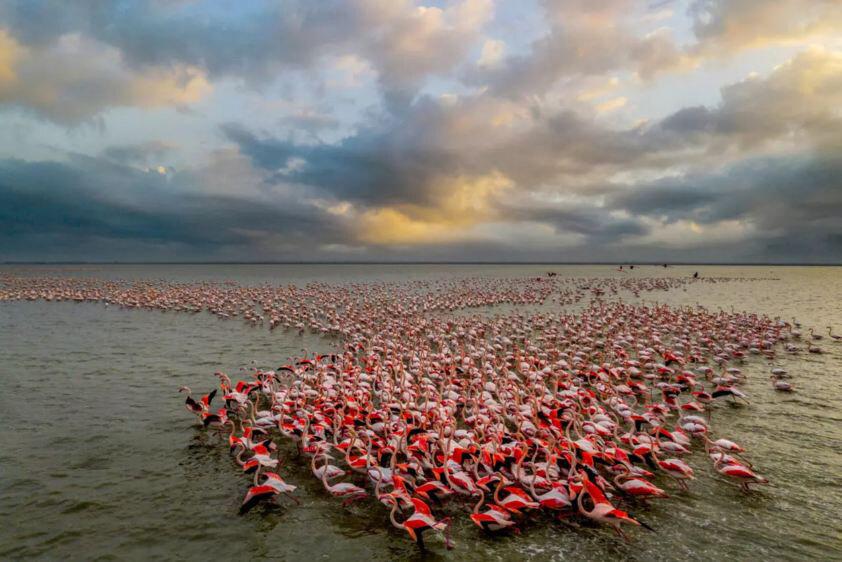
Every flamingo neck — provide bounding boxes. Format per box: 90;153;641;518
473;488;485;513
493;479;505;504
388;501;403;530
577;488;596;517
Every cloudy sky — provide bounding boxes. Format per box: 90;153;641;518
1;1;840;263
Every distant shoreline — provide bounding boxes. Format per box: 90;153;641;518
2;261;840;267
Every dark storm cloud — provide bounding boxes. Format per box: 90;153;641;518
0;156;345;260
608;154;842;260
1;2;840;263
659;106;714;134
230;41;842;215
489;111;656;185
544;209;650;242
222;106;459;207
102;141;175;165
223;43;841;262
224;101;659;212
503;202;650;243
609;183;718;217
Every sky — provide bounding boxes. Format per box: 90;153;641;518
1;0;840;263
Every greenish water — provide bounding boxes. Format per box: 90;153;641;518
0;265;840;561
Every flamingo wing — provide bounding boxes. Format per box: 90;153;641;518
240;485;277;513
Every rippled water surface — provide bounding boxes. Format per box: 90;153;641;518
1;265;840;561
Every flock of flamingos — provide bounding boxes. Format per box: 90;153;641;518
2;272;838;550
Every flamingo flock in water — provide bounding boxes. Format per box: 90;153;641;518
1;272;836;550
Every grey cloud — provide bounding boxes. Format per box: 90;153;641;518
467;29;627;98
279;111;341;137
222;42;842;264
649;49;842;155
1;1;840;263
0;1;358;78
505;202;651;243
0;0;489;118
689;0;842;52
467;1;690;98
0;31;210;124
103;141;176;165
492;111;652;183
609;183;717;218
659;106;713;134
226;100;654;212
222;101;460;207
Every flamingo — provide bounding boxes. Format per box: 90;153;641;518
387;497;453;549
770;377;794;392
530;480;572;511
653;454;695;491
179;387;216;419
613;468;669;501
470;485;516;533
495;485;540;514
318;454;367;506
577;476;647;539
713;457;769;491
240;484;281;513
